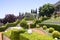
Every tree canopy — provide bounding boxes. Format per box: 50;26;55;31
39;3;55;17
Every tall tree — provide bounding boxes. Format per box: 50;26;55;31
39;3;55;17
3;14;17;24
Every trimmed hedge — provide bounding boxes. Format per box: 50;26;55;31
24;18;34;21
5;20;20;27
39;17;50;22
52;31;60;38
30;23;36;28
3;28;54;40
35;20;41;24
10;30;20;40
3;27;25;38
48;27;54;33
20;32;54;40
36;24;40;28
10;29;25;40
20;19;28;29
0;26;6;31
0;20;20;32
40;23;60;32
43;25;47;30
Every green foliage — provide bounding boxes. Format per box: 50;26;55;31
3;29;54;40
10;28;25;40
5;20;20;27
43;25;47;30
40;23;60;32
35;20;41;24
0;20;20;32
40;17;60;32
52;31;60;38
24;18;34;21
42;17;60;23
10;30;20;40
30;23;36;28
3;27;25;38
20;19;28;29
0;26;6;32
39;17;50;23
36;24;40;28
39;3;55;17
48;27;54;33
20;32;54;40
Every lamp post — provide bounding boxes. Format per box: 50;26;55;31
26;21;32;34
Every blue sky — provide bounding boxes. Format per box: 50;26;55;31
0;0;59;18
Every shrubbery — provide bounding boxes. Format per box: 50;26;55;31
20;19;28;29
24;18;34;21
48;27;54;33
20;32;54;40
30;23;36;28
10;28;25;40
0;26;6;32
0;20;20;32
52;31;60;38
39;17;50;22
36;24;40;28
5;20;20;27
35;20;41;24
10;30;20;40
40;23;60;32
43;25;47;30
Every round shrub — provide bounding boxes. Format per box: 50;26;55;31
35;20;41;24
30;23;36;28
43;25;47;30
20;19;28;29
48;27;54;33
52;31;60;38
36;24;40;28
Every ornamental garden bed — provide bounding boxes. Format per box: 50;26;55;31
3;28;54;40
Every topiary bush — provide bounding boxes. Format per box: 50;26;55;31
36;24;40;28
20;19;28;29
52;31;60;39
10;28;25;40
43;25;47;30
40;23;60;32
30;23;36;28
35;20;41;24
10;30;20;40
48;27;54;33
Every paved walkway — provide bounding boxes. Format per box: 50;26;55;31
32;28;46;35
0;32;2;40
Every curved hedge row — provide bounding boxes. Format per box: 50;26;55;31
0;20;20;32
40;23;60;32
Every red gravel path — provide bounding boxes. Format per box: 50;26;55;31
32;28;46;35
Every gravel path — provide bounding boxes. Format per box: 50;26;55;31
0;32;2;40
32;28;46;35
